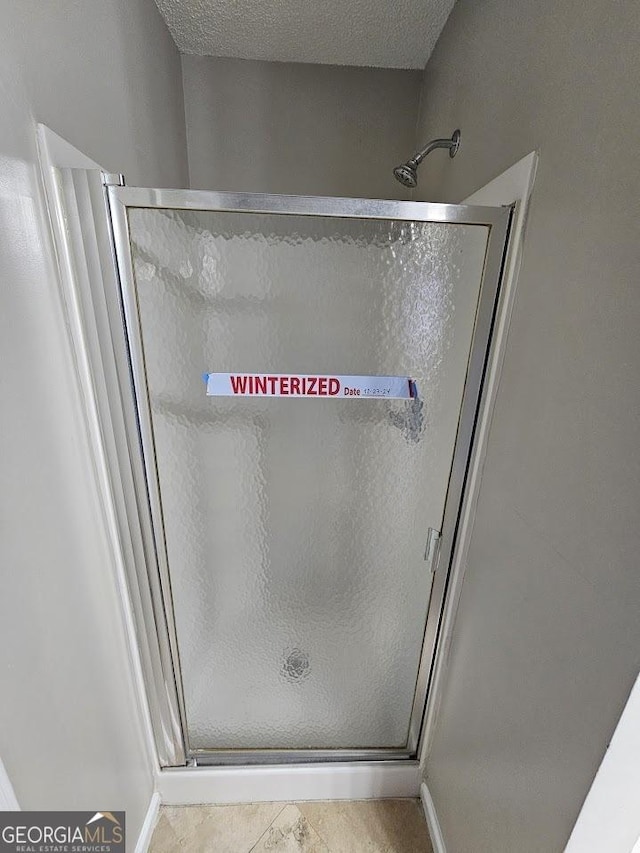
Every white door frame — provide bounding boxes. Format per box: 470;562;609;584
419;152;538;768
564;672;640;853
0;757;19;810
36;125;162;773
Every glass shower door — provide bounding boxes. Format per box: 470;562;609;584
108;190;510;762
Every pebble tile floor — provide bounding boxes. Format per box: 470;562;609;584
149;799;433;852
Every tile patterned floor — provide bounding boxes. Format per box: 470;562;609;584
150;799;433;852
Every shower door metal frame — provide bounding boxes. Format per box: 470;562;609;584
106;184;511;767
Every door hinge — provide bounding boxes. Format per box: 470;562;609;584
424;527;442;574
101;172;125;187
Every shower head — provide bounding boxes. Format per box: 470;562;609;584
393;161;418;189
393;129;461;189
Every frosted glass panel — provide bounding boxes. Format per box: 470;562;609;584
128;208;489;750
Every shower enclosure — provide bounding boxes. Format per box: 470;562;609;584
103;185;510;767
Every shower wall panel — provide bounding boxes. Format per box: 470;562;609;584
181;55;422;199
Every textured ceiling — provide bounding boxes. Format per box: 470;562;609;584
153;0;456;69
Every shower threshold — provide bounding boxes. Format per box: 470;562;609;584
188;748;414;767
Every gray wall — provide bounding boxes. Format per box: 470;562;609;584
414;0;640;851
182;55;422;198
0;0;187;846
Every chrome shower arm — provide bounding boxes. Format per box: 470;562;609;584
410;132;460;167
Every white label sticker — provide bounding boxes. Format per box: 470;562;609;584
204;373;417;400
